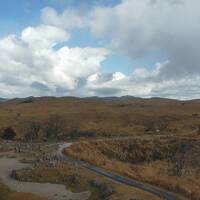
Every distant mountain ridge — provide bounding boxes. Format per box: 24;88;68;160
0;98;7;102
0;95;199;102
83;95;141;101
0;95;139;102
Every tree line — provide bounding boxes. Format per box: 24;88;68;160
0;115;65;141
0;114;97;141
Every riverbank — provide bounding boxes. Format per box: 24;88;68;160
0;151;90;200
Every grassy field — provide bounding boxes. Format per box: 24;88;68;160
0;97;199;139
1;97;200;199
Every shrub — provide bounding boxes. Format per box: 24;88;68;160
69;128;97;138
21;99;33;104
1;127;16;140
89;180;114;199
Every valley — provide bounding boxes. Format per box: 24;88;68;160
0;97;200;200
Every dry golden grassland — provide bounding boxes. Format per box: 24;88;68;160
0;97;199;139
0;97;200;199
65;137;200;200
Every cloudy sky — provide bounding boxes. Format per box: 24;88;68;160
0;0;199;99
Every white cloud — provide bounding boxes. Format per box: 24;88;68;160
41;7;87;29
1;1;200;99
84;61;200;99
21;25;70;49
0;25;108;98
85;0;200;99
89;0;200;79
112;72;126;81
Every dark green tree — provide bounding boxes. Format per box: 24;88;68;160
2;127;16;140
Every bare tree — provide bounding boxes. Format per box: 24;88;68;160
23;119;41;141
197;125;200;135
43;114;65;139
168;142;191;177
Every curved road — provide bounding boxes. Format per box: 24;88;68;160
59;143;181;200
0;140;182;200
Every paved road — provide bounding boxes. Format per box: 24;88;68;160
59;142;181;200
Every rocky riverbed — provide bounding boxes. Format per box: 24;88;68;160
0;149;90;200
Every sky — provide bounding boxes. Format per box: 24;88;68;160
0;0;200;99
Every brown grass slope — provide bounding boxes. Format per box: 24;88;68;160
65;137;200;200
0;97;200;139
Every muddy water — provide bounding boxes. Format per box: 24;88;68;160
0;155;90;200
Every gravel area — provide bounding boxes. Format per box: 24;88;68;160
0;154;90;200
